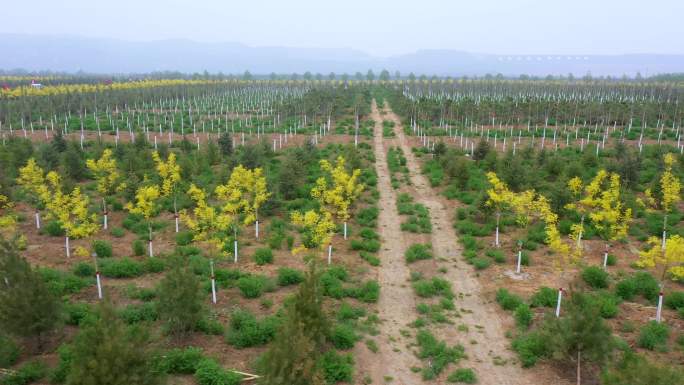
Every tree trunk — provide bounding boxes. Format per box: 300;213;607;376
576;350;581;385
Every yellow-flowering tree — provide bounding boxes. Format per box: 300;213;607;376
17;158;50;229
637;234;684;283
0;187;17;237
86;149;126;230
180;184;233;259
311;156;364;239
126;185;161;257
571;170;632;268
565;176;590;252
152;151;182;232
486;172;577;269
43;171;99;257
215;165;270;259
639;153;681;249
290;208;337;262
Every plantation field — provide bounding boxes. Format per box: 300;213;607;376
0;78;683;385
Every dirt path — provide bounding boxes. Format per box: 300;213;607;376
364;99;422;384
368;99;566;385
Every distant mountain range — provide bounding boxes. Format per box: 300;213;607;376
1;34;683;77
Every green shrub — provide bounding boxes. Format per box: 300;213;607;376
358;228;378;240
520;251;531;266
143;257;166;273
0;334;19;367
132;239;145;256
253;248;274;265
124;286;156;301
64;301;94;326
48;345;73;383
606;254;617;266
331;323;358;350
496;288;524;311
530;287;557;308
99;257;143;278
225;309;279;348
485;249;506;263
638;321;670;350
416;330;465;380
472;257;491;270
615;272;659;302
119;303;158;324
413;278;452;298
194;358;241;385
665;291;684;310
277;267;304;286
1;360;47;385
356;207;379;227
160;347;204;374
337;303;366;321
350;239;381;253
39;268;91;296
319;350;353;383
405;243;433;263
176;231;194;246
512;331;550;367
236;275;273;298
514;304;533;329
360;251;380;266
44;220;65;236
92;240;112;258
581;266;609;289
447;368;477;383
72;262;95;277
588;292;620;318
633;272;660;301
352;280;380;303
196;317;225;335
110;227;125;238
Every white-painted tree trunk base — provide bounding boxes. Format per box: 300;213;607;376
103;214;108;230
96;273;103;299
65;236;70;258
516;250;522;274
343;222;347;240
656;292;663;323
555;288;563;317
328;245;332;265
234;241;238;263
35;212;41;229
148;241;154;258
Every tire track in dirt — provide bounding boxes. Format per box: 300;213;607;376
362;99;423;385
381;100;552;385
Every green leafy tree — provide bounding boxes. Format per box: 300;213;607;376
157;260;205;337
66;302;163;385
259;261;329;385
0;238;61;349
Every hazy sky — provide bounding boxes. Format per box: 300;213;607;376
3;0;682;57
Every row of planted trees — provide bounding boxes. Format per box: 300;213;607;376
484;152;683;320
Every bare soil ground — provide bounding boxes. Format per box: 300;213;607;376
362;100;573;385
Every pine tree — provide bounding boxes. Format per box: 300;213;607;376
66;302;163;385
259;261;328;385
156;259;205;337
218;133;233;156
543;291;614;385
0;238;61;349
